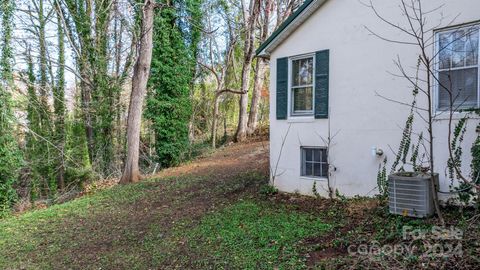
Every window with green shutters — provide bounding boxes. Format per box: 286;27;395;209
275;50;329;120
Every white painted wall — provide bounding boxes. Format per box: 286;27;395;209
269;0;479;200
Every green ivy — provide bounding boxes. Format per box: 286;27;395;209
391;104;415;173
377;157;388;197
447;110;480;205
391;58;421;175
469;112;480;206
0;0;21;215
410;132;422;172
145;0;202;168
448;116;468;181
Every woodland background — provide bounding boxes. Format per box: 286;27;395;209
0;0;303;215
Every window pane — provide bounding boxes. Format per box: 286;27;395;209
452;30;466;68
305;162;313;176
314;163;321;177
438;68;478;110
313;149;321;162
292;58;313;87
439;33;452;69
305;148;313;162
322;163;329;178
292;60;300;86
300;58;313;85
293;87;313;112
466;28;479;66
321;149;327;163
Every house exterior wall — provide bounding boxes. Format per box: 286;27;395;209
269;0;479;200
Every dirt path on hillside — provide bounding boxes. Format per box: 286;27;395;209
152;140;270;179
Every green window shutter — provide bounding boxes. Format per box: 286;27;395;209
315;50;329;119
276;57;289;120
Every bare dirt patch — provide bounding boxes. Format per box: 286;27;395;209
152;140;269;180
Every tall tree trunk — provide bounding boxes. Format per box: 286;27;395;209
38;0;48;99
247;58;265;135
235;0;260;142
211;94;221;148
235;83;250;142
189;110;196;142
113;2;125;168
247;0;271;135
424;56;444;225
80;69;95;164
120;0;155;184
35;0;55;195
92;0;115;174
55;11;66;191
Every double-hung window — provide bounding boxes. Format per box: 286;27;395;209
437;24;479;111
291;56;314;115
301;147;328;178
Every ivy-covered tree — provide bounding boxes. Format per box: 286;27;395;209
146;0;202;168
0;0;21;214
53;11;66;190
57;0;135;176
24;0;56;198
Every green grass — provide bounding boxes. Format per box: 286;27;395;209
0;172;331;269
164;201;331;269
0;181;164;268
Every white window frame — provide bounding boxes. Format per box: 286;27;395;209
288;53;315;117
300;147;328;180
434;23;480;112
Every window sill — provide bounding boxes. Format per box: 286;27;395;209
287;117;315;123
300;176;328;181
433;111;480;121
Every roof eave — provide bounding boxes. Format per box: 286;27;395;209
256;0;327;57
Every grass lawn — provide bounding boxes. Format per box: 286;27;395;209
0;173;330;269
1;141;479;269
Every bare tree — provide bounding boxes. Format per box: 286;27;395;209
235;0;261;142
365;0;451;224
120;0;156;184
199;3;244;148
274;0;301;27
54;0;136;174
204;39;242;148
247;0;272;135
246;0;301;136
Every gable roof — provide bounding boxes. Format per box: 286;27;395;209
256;0;327;57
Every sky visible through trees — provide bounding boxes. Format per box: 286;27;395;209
0;0;303;215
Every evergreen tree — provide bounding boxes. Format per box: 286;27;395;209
146;0;202;168
0;0;21;214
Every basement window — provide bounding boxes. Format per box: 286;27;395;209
301;147;328;178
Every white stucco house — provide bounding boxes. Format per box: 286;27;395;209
258;0;479;200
